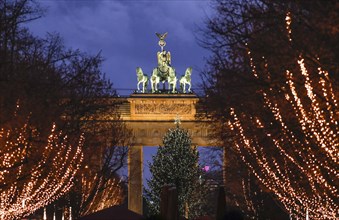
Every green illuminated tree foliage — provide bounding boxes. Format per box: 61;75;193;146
145;125;207;219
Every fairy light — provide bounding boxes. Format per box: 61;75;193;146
245;44;259;79
79;173;124;216
0;124;84;220
285;12;292;41
240;174;263;218
227;57;338;219
228;12;338;218
228;52;339;219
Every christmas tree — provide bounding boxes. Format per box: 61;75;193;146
145;123;207;219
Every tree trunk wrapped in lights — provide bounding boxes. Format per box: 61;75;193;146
78;172;124;216
66;119;129;218
228;57;338;219
0;124;84;220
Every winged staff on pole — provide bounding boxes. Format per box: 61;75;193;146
156;32;167;50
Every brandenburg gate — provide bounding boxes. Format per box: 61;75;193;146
120;33;217;214
120;93;216;214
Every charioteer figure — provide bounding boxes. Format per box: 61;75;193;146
150;32;177;93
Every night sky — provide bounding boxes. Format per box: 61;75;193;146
26;0;216;186
27;0;213;95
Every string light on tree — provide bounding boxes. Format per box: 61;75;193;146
229;56;338;218
285;12;292;41
229;11;338;219
230;56;338;219
0;124;84;220
79;173;124;216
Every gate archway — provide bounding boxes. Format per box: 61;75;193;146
118;93;218;214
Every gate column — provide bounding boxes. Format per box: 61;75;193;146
128;145;143;214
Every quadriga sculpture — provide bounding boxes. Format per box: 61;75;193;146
180;67;192;93
136;67;148;93
167;67;177;93
150;68;160;93
135;33;191;94
150;49;178;93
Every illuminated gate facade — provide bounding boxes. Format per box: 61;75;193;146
118;93;217;214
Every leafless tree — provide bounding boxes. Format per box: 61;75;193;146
0;1;129;218
199;0;338;218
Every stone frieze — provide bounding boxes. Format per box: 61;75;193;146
134;103;192;114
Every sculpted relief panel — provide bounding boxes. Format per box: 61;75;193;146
135;102;192;114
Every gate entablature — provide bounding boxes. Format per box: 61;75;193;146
126;93;198;121
120;93;215;147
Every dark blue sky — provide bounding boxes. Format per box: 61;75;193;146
27;0;213;95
